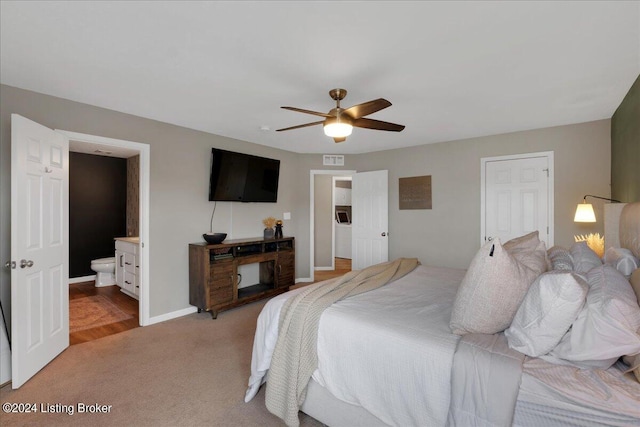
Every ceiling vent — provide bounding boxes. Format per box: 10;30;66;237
323;155;344;166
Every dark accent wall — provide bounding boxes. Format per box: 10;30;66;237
611;74;640;203
70;152;127;277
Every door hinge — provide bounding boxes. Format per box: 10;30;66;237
542;168;549;177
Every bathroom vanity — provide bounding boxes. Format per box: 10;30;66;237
115;237;140;299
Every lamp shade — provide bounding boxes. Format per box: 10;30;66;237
574;202;596;222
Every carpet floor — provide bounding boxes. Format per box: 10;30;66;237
69;295;133;333
0;300;324;427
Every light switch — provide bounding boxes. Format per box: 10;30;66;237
283;212;291;220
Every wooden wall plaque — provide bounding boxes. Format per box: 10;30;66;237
399;175;432;210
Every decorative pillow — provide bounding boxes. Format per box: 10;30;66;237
570;242;602;274
505;271;588;357
604;247;640;277
548;265;640;369
450;239;547;335
503;231;541;253
547;246;574;271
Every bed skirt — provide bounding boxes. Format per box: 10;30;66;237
300;379;389;427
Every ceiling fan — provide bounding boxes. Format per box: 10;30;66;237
276;89;405;143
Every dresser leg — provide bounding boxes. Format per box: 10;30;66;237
210;310;218;319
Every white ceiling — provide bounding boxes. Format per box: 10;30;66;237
1;1;638;154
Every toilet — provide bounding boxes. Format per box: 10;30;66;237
90;257;116;287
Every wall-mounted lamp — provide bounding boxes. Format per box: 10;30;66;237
574;194;621;223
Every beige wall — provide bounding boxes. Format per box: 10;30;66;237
347;120;612;269
314;174;333;268
0;84;613;322
0;85;300;320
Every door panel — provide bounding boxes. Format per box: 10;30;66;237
352;170;388;270
11;114;69;388
484;156;550;246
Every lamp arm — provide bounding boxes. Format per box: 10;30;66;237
582;194;622;203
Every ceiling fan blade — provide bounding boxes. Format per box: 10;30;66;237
281;106;333;118
343;98;392;119
276;120;324;132
333;137;347;143
352;118;405;132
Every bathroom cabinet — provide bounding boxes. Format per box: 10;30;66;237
189;236;295;319
115;238;140;299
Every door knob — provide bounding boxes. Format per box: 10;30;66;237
20;259;34;268
381;232;387;237
487;237;493;241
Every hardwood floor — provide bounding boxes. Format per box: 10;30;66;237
69;258;349;344
69;282;139;345
311;257;352;283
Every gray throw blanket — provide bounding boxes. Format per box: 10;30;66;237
265;258;420;427
447;333;525;427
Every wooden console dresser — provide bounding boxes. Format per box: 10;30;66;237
189;236;295;318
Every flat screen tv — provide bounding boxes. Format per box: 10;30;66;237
209;148;280;202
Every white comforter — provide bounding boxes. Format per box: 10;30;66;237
246;265;466;426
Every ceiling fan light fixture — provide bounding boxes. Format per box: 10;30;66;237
323;122;353;138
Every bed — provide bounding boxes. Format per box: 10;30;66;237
245;202;640;427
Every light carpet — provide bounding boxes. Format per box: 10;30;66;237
1;299;324;427
69;295;133;333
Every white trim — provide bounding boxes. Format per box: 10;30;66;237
309;169;356;282
315;266;333;271
296;277;313;283
55;130;152;326
147;306;198;325
68;275;95;284
480;151;554;247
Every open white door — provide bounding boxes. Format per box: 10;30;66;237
352;170;388;270
11;114;69;388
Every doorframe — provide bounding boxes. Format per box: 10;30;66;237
309;169;355;283
480;151;554;247
55;130;151;326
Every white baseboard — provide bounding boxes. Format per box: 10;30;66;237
146;306;198;326
314;266;333;271
296;277;313;283
68;275;95;284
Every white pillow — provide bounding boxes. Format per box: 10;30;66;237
548;265;640;369
450;239;547;335
547;246;574;271
505;271;588;357
570;242;602;274
604;247;639;277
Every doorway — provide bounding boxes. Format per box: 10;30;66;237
309;169;355;282
66;144;141;344
57;130;150;327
